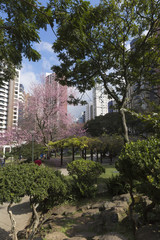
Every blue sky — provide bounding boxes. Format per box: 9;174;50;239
20;0;100;119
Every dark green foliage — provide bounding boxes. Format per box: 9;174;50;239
100;134;124;163
116;137;160;204
0;163;68;210
67;159;105;197
84;113;123;137
0;164;26;204
84;112;153;137
105;175;130;196
0;0;52;85
10;142;46;162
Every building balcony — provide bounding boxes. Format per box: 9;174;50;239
0;115;7;120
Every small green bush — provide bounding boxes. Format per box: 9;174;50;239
67;159;105;197
116;137;160;204
104;174;130;196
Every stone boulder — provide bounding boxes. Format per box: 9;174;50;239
93;233;127;240
45;231;67;240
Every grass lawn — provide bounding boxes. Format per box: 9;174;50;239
100;164;119;179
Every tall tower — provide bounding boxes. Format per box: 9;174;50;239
45;73;68;115
92;83;108;118
18;83;25;123
0;70;20;132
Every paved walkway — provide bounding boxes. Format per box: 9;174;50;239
0;196;32;240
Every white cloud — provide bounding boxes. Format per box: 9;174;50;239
20;67;39;93
42;57;52;71
49;55;60;65
34;41;53;53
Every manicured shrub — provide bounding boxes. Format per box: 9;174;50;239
116;137;160;226
0;163;69;239
116;137;160;204
67;159;105;197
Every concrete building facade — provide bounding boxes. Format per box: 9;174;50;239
0;70;20;132
92;83;108;118
45;72;68;115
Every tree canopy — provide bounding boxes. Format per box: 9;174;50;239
84;112;154;137
0;0;52;85
51;0;160;142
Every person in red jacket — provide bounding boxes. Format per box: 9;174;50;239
34;159;42;166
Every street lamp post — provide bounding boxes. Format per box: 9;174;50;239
31;131;35;162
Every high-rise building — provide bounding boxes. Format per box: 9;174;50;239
18;83;25;122
85;84;109;122
85;102;93;122
0;70;20;132
92;83;108;118
127;38;160;111
45;73;68;115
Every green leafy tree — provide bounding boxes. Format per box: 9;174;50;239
24;164;68;239
0;164;27;240
85;112;151;137
10;142;46;162
67;159;105;197
0;0;53;85
64;137;82;161
51;0;160;143
0;163;68;240
116;137;160;232
100;134;124;164
48;139;66;166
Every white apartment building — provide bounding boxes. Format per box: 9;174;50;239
85;102;93;122
85;84;109;122
92;83;108;118
18;83;25;122
0;70;20;132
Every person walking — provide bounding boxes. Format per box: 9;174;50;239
1;156;5;167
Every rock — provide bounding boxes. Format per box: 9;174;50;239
112;194;130;203
93;233;127;240
52;206;77;216
81;208;99;217
113;201;128;209
102;201;115;210
68;237;87;240
45;231;67;240
78;204;92;211
91;202;105;209
101;207;127;226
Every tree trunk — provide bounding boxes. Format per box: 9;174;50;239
28;203;39;240
129;181;136;238
81;149;84;159
60;148;63;166
90;149;93;160
7;203;18;240
84;148;87;160
119;108;129;143
100;152;103;163
96;151;99;162
109;153;113;165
